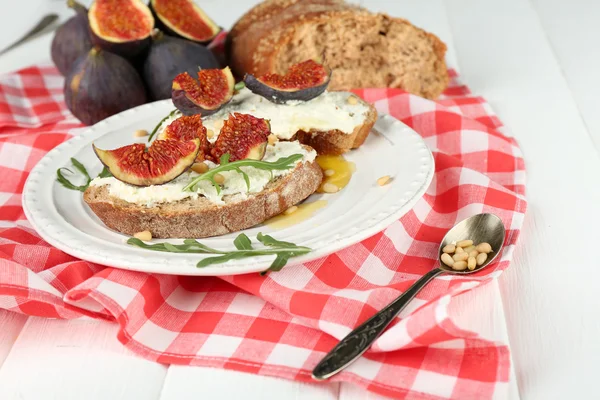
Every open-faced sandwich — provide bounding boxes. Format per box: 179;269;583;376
83;60;377;238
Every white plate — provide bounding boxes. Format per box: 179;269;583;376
22;100;434;276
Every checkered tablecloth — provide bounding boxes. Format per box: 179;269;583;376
0;62;526;399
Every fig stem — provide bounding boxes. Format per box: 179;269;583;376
151;28;163;41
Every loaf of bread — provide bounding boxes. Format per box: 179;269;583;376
226;0;449;99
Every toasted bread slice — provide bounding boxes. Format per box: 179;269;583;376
293;100;377;155
84;158;323;239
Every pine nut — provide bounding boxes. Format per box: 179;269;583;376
453;252;469;262
322;183;339;193
442;244;455;253
213;173;225;185
469;250;479;258
441;253;454;267
467;256;476;270
347;95;358;105
284;206;298;215
476;252;488;266
476;242;492;253
191;162;209;174
455;246;464;253
452;261;467;271
463;245;476;253
377;175;391;186
134;129;148;138
207;129;215;139
324;169;335;177
268;134;278;145
456;239;473;248
134;230;152;241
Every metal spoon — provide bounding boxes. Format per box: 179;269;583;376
0;14;59;56
312;213;506;380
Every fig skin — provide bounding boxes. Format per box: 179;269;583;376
64;47;147;126
50;0;92;76
149;0;221;44
88;0;155;58
244;68;332;105
142;30;219;101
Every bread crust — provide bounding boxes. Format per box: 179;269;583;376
84;159;323;239
226;0;449;99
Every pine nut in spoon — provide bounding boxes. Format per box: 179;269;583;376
312;213;506;381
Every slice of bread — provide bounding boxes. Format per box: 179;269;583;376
292;100;377;155
227;0;449;99
84;157;323;239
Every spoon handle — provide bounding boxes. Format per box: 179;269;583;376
312;268;444;380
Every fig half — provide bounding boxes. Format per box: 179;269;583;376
158;114;211;162
150;0;220;44
93;138;201;186
142;30;219;101
88;0;154;58
171;67;235;116
211;113;270;162
244;60;331;104
65;47;147;125
51;0;92;76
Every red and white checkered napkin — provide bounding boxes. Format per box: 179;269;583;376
0;64;526;399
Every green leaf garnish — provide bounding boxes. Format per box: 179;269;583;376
233;233;253;250
182;154;303;192
234;81;246;91
148;109;179;142
56;158;111;192
127;232;311;274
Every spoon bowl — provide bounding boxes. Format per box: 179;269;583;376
438;213;505;274
312;213;507;381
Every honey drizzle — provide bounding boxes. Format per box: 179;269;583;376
265;200;327;229
315;154;356;193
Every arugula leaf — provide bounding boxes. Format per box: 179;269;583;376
183;154;303;192
148;109;179;142
233;233;253;250
56;158;114;192
256;232;298;248
260;253;289;276
127;233;311;274
220;153;230;165
56;168;88;192
97;166;112;178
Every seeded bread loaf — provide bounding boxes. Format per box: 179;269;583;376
84;156;323;239
226;0;449;99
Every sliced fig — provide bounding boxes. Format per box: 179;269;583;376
158;114;211;162
150;0;220;44
171;67;235;116
211;113;270;162
65;47;147;126
142;30;219;101
93;138;200;186
88;0;154;58
51;0;92;76
244;60;331;104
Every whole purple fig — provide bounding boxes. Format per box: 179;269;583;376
142;30;219;101
51;0;92;76
64;47;147;125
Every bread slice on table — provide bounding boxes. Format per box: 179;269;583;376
84;156;323;239
226;0;449;99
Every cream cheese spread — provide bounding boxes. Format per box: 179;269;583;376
202;88;369;140
90;141;315;207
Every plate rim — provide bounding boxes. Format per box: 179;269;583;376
22;100;434;276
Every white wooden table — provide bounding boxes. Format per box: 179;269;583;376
1;0;599;398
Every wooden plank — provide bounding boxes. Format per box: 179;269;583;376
446;0;600;398
0;318;168;400
529;0;600;149
0;311;28;367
